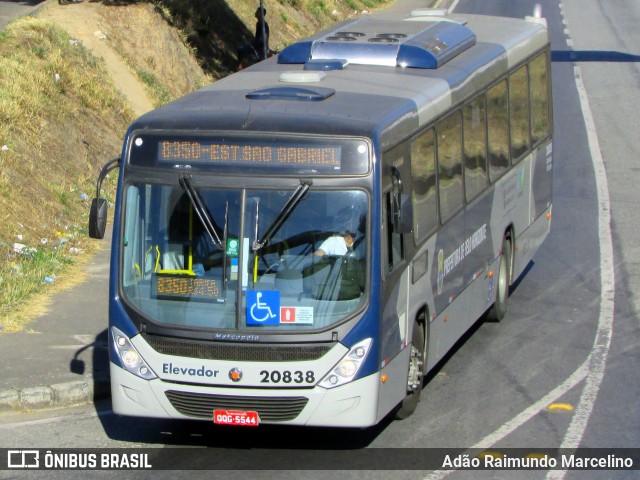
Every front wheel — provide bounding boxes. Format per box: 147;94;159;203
395;321;426;420
487;237;512;321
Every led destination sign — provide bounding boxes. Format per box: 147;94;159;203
160;140;341;168
128;133;370;174
151;274;223;302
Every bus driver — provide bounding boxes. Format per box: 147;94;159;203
313;230;355;256
314;206;362;256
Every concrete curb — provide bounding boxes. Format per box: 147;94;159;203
0;379;110;412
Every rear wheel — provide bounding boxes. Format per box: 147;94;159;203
395;321;426;420
487;236;512;321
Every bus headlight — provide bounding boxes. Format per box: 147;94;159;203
111;326;157;380
319;338;372;389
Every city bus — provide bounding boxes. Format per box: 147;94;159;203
89;8;552;428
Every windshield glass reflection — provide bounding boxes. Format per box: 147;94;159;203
121;184;368;332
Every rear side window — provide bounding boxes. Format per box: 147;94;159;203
530;52;550;143
411;128;438;240
436;112;463;222
487;79;510;182
509;65;530;162
463;95;488;202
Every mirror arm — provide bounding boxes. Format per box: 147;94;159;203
88;157;120;240
95;157;120;198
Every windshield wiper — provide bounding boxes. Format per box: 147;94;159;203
253;179;312;251
179;176;225;250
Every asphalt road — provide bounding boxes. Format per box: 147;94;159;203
0;0;639;479
0;0;46;30
558;0;640;459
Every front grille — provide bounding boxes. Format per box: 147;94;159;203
165;390;309;421
143;334;332;362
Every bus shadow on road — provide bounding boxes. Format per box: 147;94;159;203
552;50;640;63
96;401;392;450
69;329;110;402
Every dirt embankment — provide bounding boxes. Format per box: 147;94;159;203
36;1;211;117
37;2;153;116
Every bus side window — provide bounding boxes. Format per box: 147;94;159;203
463;95;489;202
487;79;510;182
530;52;550;143
509;65;530;162
436;111;463;222
385;191;403;271
411;128;438;240
122;185;143;285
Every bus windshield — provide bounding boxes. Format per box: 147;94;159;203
120;182;368;332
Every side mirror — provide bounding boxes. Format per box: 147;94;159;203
89;198;108;239
88;157;120;240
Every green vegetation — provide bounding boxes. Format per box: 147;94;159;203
0;0;392;331
0;17;132;330
1;240;72;319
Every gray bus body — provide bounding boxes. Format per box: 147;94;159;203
97;10;552;427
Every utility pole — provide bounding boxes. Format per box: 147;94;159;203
259;0;268;60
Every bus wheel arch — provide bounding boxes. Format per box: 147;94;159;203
395;309;428;420
487;227;514;322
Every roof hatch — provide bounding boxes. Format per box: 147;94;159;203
246;86;335;101
278;14;476;69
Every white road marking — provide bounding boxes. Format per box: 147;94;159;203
422;3;616;480
423;362;588;479
0;408;107;430
544;63;615;480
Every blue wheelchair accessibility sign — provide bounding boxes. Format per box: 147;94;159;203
246;290;280;325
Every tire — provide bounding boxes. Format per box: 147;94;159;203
395;321;426;420
487;236;512;322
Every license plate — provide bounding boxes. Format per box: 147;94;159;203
213;409;260;427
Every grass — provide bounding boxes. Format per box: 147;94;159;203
0;249;71;324
0;17;132;331
97;2;211;104
0;0;394;331
138;68;173;107
112;48;173;107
